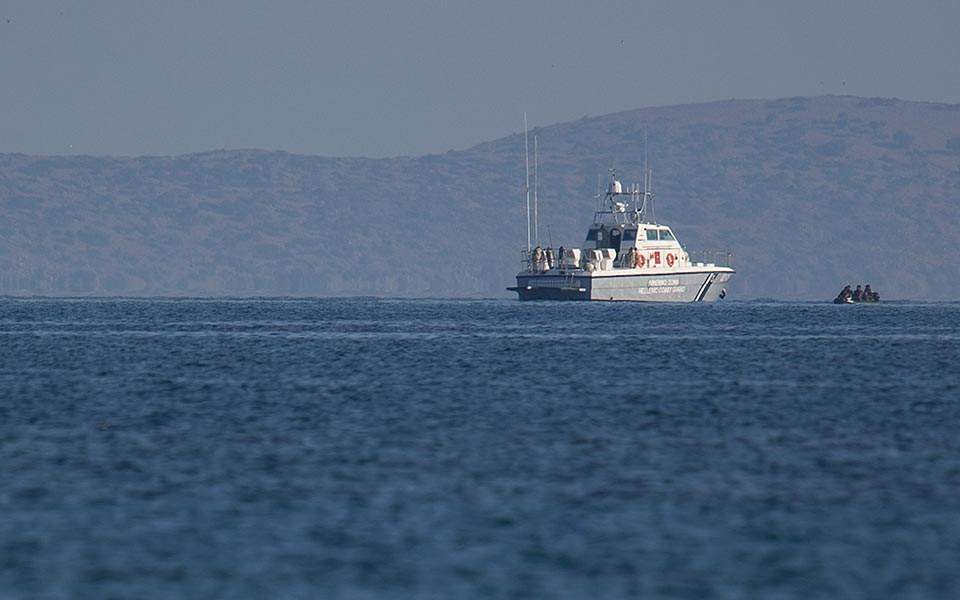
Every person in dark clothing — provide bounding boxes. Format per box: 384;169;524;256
834;285;853;303
853;285;863;302
557;246;565;268
864;284;878;302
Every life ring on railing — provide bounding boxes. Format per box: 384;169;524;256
666;253;675;267
636;254;645;268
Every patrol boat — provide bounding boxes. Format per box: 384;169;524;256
509;170;734;302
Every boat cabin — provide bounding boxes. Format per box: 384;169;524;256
584;224;681;255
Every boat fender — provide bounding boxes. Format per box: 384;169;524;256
666;253;675;267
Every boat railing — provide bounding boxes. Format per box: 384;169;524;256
688;250;734;268
521;248;577;273
520;248;558;273
520;249;532;272
525;248;733;270
520;249;545;272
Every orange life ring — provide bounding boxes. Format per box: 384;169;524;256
666;253;675;267
636;254;645;268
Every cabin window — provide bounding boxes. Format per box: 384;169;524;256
586;229;600;241
659;229;675;241
645;229;659;241
623;229;637;241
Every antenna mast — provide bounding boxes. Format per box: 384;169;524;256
647;168;655;223
534;134;539;247
524;113;531;252
643;131;654;222
644;130;648;176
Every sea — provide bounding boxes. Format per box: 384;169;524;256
1;297;959;599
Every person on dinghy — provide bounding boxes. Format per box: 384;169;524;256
834;285;853;304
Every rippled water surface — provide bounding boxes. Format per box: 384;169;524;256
2;298;960;599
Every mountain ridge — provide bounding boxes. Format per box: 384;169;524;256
2;95;959;299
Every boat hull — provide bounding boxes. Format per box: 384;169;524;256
511;269;733;302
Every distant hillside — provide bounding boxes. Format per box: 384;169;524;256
2;95;959;299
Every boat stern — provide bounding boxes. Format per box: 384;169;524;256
509;273;590;301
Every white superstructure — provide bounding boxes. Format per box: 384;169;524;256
509;170;734;302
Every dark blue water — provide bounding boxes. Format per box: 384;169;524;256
2;298;960;599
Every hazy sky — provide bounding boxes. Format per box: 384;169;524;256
1;1;958;157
